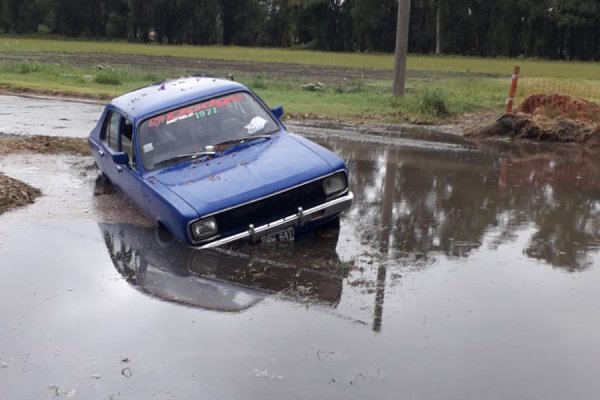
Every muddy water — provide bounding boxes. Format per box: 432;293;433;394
0;94;102;137
2;96;600;399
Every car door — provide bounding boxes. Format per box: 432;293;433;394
100;111;143;207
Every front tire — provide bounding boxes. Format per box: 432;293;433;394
155;222;174;247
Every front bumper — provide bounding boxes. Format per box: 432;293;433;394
198;192;353;249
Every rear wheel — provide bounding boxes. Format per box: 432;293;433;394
94;174;114;195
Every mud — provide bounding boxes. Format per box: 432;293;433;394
3;96;600;399
0;135;89;213
466;112;600;146
519;93;600;124
0;135;89;156
0;173;40;214
467;95;600;146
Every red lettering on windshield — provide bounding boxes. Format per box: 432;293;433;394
147;94;244;128
148;115;166;127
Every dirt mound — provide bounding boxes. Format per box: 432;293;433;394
519;94;600;124
0;174;41;214
0;135;89;214
0;136;90;156
466;94;600;146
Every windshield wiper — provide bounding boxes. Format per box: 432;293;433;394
154;151;216;168
209;135;271;150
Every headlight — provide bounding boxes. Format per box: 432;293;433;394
190;217;218;241
323;173;348;196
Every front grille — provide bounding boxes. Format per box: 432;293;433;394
214;179;327;235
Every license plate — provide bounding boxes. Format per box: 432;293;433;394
260;227;295;244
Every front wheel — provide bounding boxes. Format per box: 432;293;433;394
155;223;174;247
318;215;341;231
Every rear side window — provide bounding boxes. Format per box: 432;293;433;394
102;111;122;151
101;111;137;168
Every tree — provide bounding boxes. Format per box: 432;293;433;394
220;0;266;46
128;0;150;41
351;0;397;52
1;0;39;33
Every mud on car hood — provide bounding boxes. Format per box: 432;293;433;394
151;134;335;216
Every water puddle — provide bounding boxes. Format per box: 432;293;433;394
2;96;600;399
0;95;102;137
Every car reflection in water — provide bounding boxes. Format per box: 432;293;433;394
99;220;348;312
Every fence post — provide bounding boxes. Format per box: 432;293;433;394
506;66;520;113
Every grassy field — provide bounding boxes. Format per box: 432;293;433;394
1;37;600;122
3;37;600;79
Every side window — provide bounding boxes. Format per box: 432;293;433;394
102;111;121;152
121;120;136;169
102;111;137;169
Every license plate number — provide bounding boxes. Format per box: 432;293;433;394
260;227;295;244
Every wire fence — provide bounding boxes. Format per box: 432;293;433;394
512;68;600;123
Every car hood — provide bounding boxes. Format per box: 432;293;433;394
151;134;336;215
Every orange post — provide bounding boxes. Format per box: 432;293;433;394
506;66;520;113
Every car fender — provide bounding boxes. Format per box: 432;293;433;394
141;177;199;244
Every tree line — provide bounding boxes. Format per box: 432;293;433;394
2;0;600;61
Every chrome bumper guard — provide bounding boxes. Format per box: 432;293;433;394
199;192;353;249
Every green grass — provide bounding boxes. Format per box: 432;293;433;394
0;61;173;98
2;37;600;122
1;59;598;122
0;60;509;122
2;37;600;79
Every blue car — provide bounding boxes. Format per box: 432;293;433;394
88;76;353;248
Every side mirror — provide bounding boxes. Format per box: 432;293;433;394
112;151;129;165
271;105;284;120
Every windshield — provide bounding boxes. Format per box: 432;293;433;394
139;91;280;170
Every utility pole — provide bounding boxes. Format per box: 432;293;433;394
393;0;411;96
436;2;442;55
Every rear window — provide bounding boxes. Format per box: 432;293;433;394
139;92;279;170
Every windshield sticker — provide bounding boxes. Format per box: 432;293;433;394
244;117;268;134
148;94;243;128
143;143;154;153
195;107;218;119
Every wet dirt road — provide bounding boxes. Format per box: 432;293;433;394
2;96;600;399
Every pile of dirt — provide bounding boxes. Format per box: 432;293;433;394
0;135;90;156
0;135;90;214
0;173;41;214
519;94;600;124
466;94;600;147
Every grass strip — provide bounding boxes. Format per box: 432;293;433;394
1;47;600;122
0;60;511;122
2;37;600;79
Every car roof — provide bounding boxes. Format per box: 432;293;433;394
110;76;247;122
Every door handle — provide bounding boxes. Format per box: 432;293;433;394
117;166;123;173
98;149;105;158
